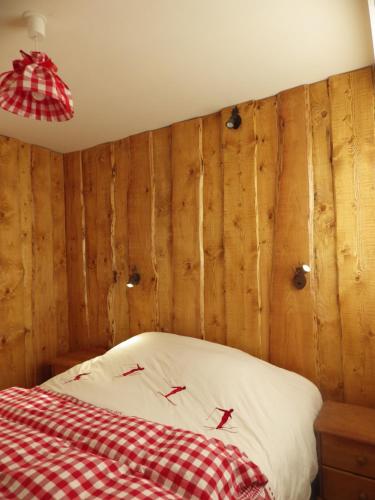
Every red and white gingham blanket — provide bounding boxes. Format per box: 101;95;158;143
0;387;270;499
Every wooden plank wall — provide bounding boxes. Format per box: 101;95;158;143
60;65;373;408
0;137;68;390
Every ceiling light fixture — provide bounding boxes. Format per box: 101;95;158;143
0;11;74;121
225;106;241;129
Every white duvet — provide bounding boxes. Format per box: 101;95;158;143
42;332;322;500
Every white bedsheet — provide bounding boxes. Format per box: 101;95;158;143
42;332;322;500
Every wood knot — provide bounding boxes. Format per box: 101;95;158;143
233;216;241;228
210;315;219;326
340;245;351;256
321;110;328;118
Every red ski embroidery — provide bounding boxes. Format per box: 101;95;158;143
215;408;234;429
65;373;90;384
205;407;237;433
159;386;186;405
117;364;144;377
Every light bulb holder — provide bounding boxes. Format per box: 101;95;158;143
292;264;310;290
23;11;47;41
127;272;141;288
226;106;241;129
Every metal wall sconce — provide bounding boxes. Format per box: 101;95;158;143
292;264;311;290
225;106;242;129
126;271;141;288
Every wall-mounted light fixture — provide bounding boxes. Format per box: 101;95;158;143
225;106;241;129
292;264;311;290
126;271;141;288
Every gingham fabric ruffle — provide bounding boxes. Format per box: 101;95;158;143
0;50;73;121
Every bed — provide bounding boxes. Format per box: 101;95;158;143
0;332;322;499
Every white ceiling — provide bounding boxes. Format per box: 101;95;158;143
0;0;373;153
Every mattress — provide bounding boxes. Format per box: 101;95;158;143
42;332;323;499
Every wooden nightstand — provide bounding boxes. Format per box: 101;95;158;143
314;401;375;500
51;348;106;376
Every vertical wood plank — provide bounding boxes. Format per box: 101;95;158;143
222;102;260;355
171;119;202;338
95;144;113;347
152;127;173;333
202;113;226;345
31;146;57;383
82;147;99;345
0;137;26;389
64;152;89;350
329;67;375;406
82;145;112;347
127;132;157;335
270;86;317;382
109;138;130;345
18;141;35;387
254;97;279;360
310;80;344;401
50;152;69;355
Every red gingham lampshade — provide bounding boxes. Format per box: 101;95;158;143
0;50;74;121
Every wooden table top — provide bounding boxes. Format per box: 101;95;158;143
315;401;375;446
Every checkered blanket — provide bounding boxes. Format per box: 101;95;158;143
0;387;270;499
